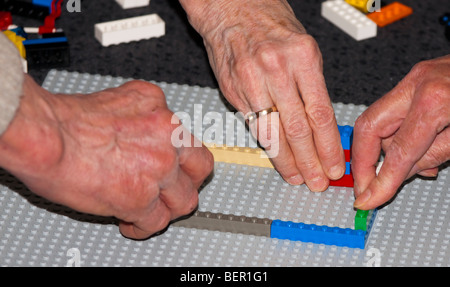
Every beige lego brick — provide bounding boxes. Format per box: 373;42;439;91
206;144;274;169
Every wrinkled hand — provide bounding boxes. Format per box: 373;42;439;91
180;0;346;191
0;76;213;239
353;55;450;210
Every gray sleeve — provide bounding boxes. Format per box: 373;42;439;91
0;33;24;136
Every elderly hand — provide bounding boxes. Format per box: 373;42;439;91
0;76;214;239
352;55;450;210
180;0;346;191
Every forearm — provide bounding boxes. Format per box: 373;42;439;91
0;75;62;179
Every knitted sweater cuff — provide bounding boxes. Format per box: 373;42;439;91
0;33;24;136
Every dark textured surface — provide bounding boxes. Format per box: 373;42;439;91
16;0;450;106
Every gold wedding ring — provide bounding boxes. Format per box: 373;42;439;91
246;106;278;122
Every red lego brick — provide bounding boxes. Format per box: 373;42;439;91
0;11;12;30
344;149;351;162
38;0;63;34
367;2;413;28
330;174;354;188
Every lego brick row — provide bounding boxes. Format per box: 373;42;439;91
207;124;354;187
173;210;370;249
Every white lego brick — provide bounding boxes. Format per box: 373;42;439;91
321;0;377;41
95;13;165;47
115;0;150;9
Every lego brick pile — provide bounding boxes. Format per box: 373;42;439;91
1;0;445;108
0;0;69;71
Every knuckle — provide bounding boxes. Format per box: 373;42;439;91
424;148;446;167
179;190;199;216
422;134;450;167
153;108;179;137
283;116;311;142
355;112;377;136
386;138;412;165
255;43;284;71
154;210;171;232
233;57;256;80
306;104;336;129
155;149;179;174
203;149;215;176
122;80;167;108
416;81;450;130
410;60;434;78
296;35;321;60
420;80;449;104
126;80;164;95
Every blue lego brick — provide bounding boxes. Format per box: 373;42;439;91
270;220;366;249
32;0;53;12
345;162;351;175
338;125;354;150
9;27;28;39
23;36;67;46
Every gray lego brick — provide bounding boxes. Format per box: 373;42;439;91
172;211;273;237
0;69;448;266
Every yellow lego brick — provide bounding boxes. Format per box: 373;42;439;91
345;0;372;13
206;144;274;169
3;30;26;59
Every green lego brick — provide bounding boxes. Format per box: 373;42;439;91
355;209;369;231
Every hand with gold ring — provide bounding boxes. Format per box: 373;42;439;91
180;0;346;191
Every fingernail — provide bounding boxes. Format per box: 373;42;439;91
287;174;304;185
309;176;328;192
329;165;344;180
354;189;372;209
354;182;361;197
418;169;438;178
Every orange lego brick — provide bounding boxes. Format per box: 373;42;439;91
367;2;413;27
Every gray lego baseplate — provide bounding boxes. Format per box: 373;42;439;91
0;70;448;266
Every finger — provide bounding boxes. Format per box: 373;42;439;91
409;128;450;178
352;76;416;197
354;88;449;210
417;167;440;178
178;138;214;189
116;80;168;108
119;199;171;240
159;168;199;220
238;69;304;186
293;58;346;181
384;130;449;179
249;111;304;185
259;43;331;191
272;79;328;192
